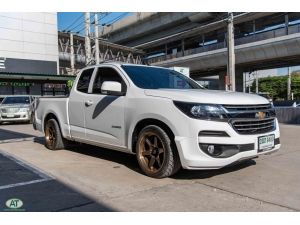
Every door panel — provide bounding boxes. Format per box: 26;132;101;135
84;66;127;147
84;95;125;146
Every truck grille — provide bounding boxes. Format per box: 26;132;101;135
1;108;20;113
223;104;271;112
231;118;275;135
222;104;276;135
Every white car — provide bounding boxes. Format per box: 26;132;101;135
0;95;34;124
34;63;280;178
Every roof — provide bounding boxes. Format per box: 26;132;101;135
0;72;76;81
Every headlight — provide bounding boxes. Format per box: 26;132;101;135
19;108;29;113
173;101;227;120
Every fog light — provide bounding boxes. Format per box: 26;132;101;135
207;145;215;154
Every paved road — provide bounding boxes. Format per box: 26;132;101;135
0;123;299;211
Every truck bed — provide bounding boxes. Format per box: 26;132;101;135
34;97;70;138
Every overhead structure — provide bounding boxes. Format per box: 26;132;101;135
58;31;144;75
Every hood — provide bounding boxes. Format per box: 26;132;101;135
144;89;269;105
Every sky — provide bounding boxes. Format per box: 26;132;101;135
57;12;131;34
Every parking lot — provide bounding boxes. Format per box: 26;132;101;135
0;123;299;211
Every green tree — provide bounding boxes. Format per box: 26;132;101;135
67;79;74;92
251;75;300;100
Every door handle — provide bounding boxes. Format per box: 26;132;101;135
85;100;93;107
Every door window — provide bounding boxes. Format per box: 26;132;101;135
77;68;94;93
92;67;126;94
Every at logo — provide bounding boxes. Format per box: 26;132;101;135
5;198;23;209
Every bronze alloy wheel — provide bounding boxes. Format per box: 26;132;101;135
45;121;57;149
137;131;166;174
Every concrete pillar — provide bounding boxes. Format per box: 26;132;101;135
70;33;75;74
227;13;236;91
94;13;100;64
219;69;244;92
85;12;92;65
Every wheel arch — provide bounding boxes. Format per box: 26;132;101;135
43;112;61;133
130;118;176;153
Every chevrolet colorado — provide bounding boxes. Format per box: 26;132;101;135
34;63;280;178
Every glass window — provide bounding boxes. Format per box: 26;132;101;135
121;65;203;90
2;96;30;105
77;68;94;93
92;67;126;94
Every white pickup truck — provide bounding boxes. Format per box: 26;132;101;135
34;62;280;178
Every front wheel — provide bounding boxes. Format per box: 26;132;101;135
136;125;181;178
44;118;67;150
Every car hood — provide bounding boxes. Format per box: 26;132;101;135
144;89;269;105
0;104;30;109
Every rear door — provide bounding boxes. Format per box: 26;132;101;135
68;68;95;139
84;66;127;147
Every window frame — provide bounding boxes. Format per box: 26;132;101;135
89;66;128;96
76;68;95;94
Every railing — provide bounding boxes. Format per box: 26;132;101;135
147;24;300;64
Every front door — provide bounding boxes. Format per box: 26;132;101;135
84;66;127;148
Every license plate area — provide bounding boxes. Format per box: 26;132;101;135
258;134;275;152
6;114;15;118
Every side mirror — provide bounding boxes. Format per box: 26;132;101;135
101;81;124;96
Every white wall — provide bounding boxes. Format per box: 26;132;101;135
0;12;58;64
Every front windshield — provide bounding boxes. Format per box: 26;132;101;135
2;96;30;105
122;65;203;89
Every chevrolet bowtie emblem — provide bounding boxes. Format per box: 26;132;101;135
256;111;266;119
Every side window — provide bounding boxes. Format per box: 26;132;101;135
77;68;94;93
92;67;126;94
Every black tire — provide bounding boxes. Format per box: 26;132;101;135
136;125;181;178
44;118;67;150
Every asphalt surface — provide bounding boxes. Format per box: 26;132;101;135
0;123;299;211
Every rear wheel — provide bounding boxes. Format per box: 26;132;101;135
136;125;181;178
45;119;67;150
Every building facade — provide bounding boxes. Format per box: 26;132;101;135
0;13;71;97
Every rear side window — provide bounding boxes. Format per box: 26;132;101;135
77;68;94;93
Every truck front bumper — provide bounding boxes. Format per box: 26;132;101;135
174;118;280;170
0;112;31;123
